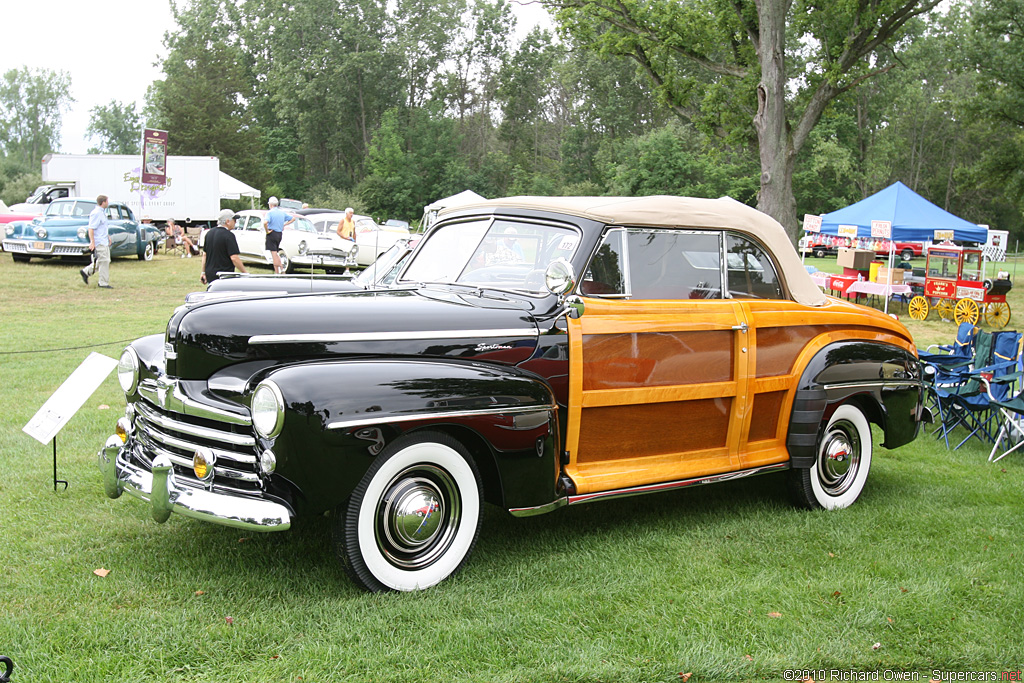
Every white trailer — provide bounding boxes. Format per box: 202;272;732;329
33;154;222;224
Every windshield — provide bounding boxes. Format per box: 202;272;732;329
287;217;317;233
45;200;95;218
401;219;580;293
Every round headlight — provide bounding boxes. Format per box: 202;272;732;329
35;227;47;239
297;240;308;255
350;244;359;257
260;449;277;475
251;381;285;438
117;347;140;394
78;226;88;239
5;225;13;236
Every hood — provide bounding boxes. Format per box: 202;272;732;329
169;288;541;381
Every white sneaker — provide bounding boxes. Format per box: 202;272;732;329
187;252;192;258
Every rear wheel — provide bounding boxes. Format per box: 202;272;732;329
791;404;873;510
901;249;914;261
335;431;483;592
935;298;954;321
814;248;826;259
953;298;979;325
985;301;1011;328
908;295;929;321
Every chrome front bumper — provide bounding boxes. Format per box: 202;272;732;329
2;239;89;256
98;436;291;531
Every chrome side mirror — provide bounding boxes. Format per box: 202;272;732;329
545;258;576;296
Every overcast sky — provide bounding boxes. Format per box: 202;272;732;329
3;0;553;157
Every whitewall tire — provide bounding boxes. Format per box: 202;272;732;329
792;403;873;510
336;432;483;592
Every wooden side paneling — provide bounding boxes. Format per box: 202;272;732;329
582;331;734;390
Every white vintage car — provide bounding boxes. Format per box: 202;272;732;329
231;210;358;273
306;212;410;266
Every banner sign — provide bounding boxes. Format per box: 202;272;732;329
838;224;859;238
142;128;168;186
802;214;822;233
934;229;954;242
870;220;892;239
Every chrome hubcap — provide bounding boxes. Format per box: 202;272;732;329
818;420;860;496
377;465;459;569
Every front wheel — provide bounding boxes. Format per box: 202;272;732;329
11;253;30;263
278;250;293;274
139;240;155;261
335;431;483;592
954;298;979;325
985;301;1011;328
790;403;873;510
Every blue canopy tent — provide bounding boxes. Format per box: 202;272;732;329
805;182;987;313
815;181;987;243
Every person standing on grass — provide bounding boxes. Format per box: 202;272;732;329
200;209;247;284
80;194;113;289
336;207;356;242
263;196;294;274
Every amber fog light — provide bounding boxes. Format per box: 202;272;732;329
260;449;277;475
115;417;133;443
193;447;216;481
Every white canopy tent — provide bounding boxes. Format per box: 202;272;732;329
421;190;486;229
219;172;261;207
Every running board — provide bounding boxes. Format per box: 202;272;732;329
508;462;790;517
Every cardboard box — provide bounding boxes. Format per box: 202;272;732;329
876;267;905;285
837;248;874;270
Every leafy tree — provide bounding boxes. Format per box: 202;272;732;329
552;0;942;236
150;0;264;187
86;100;141;154
0;66;73;167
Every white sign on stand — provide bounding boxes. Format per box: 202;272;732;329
24;352;118;445
870;220;892;239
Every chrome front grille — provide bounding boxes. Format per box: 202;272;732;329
133;398;262;493
54;244;86;255
3;241;27;253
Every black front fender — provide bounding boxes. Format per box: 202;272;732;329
256;358;559;515
787;341;924;468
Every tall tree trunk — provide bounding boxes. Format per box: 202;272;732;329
752;0;798;240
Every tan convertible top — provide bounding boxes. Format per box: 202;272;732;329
440;195;827;307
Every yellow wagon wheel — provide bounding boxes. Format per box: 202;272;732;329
985;301;1011;329
953;298;980;325
935;298;955;321
908;295;930;321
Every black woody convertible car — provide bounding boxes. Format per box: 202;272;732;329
99;196;928;592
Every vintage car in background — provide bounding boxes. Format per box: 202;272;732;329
188;237;421;303
3;197;163;264
99;196;928;592
305;211;410;266
0;210;41;251
228;209;358;273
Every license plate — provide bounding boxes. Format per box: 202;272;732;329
33;241;46;250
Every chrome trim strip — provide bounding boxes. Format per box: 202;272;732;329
566;462;789;506
822;380;923;391
135;401;255;447
249;328;539;345
508;498;568;518
327;404;556;431
138;379;251;426
136;418;257;464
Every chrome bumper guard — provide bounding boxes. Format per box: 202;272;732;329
99;436;291;531
2;239;89;256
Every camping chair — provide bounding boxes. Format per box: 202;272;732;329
919;322;978;366
943;331;1023;450
165;230;187;257
924;328;991;448
983;353;1024;462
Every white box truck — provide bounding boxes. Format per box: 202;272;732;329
27;154;222;224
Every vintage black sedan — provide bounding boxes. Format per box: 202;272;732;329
3;197;162;263
99;196;928;592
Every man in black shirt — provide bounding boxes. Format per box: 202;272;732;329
200;209;247;284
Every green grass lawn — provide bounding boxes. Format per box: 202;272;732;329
0;251;1021;682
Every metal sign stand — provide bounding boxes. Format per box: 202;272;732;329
53;436;68;492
